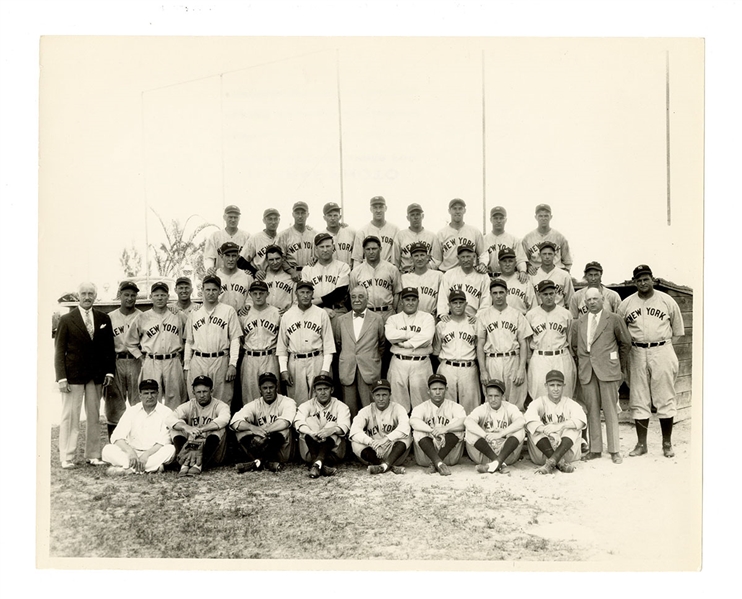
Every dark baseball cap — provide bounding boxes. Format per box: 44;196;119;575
265;244;283;256
407;203;423;214
139;379;159;392
633;264;653;279
119;280;139;293
490;206;507;217
370;196;386;206
293;201;309;212
219;241;240;254
536;279;556;293
175;276;192;286
258;372;278;386
498;247;516;260
224;205;241;215
295;280;314;292
539;241;557;252
323;202;341;215
490;278;508;291
314;232;333;246
584;261;603;274
312;374;334;388
400;287;419;299
192;375;214;388
428;373;447;387
545;370;564;384
484;379;506;393
409;241;429;255
457;243;476;255
151;281;169;293
263;208;280;218
448;289;467;302
202;274;222;288
249;280;269;293
362;235;381;248
371;379;391;393
535;204;552;214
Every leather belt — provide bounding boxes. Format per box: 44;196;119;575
116;352;135;359
537;349;564;356
193;350;226;358
369;306;391;312
632;340;669;348
395;354;428;362
245;349;276;357
443;359;474;367
487;351;518;358
146;352;180;360
293;349;321;359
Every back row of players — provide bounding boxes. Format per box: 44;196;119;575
89;196;684;474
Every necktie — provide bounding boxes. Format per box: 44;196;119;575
588;313;598;351
353;312;364;319
84;310;94;339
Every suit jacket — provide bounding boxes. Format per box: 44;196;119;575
54;307;115;385
571;310;631;384
335;309;385;386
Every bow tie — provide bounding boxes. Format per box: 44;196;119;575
353;312;365;319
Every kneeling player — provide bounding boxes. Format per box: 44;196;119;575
409;374;466;476
524;370;587;474
349;379;411;475
294;374;351;478
465;379;526;474
230;372;297;473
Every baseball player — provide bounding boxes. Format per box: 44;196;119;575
183;275;242;408
531;241;575;308
385;287;436;413
409;374;467;475
102;379;175;475
167;375;231;476
476;278;533;411
437;244;492;318
239;208;282;276
393;203;442;273
204;205;250;275
294;374;352;478
277;280;336;405
617;264;684;458
569;261;622;318
349;379;412;474
106;280;142;437
522;203;573;274
482;206;529;280
125;281;186;410
436;198;488;273
302;232;351;334
496;247;536;315
401;241;443;318
170;276;198;317
524;369;587;474
263;245;295;314
526;279;576;401
278;201;316;280
433;290;480;413
349;235;402;322
239;280;281;404
231;372;297;473
351;196;399;266
216;241;253;313
465;379;526;474
319;202;355;267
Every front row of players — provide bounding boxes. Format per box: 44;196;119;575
103;368;586;478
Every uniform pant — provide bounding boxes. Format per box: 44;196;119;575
241;353;279;405
351;437;411;464
188;355;232;406
298;434;346;464
628;344;679;419
438;362;480;414
388;355;433;413
101;443;175;472
235;429;293;463
526;428;581;465
483;355;527;411
527;352;576;400
465;429;525;465
172;430;227;469
59;380;102;462
106;357;141;425
342;368;373;419
142;356;186;410
582;371;621;453
412;431;464;466
287;353;324;406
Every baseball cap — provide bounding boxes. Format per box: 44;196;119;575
323;202;341;215
584;261;603;274
536;280;556;293
633;264;653;279
119;280;139;293
139;379;159;392
293;201;309;212
219;241;240;254
409;241;429;255
295;280;314;292
151;281;169;293
263;208;280;218
545;370;565;384
224;205;241;215
258;372;278;386
448;289;466;302
371;379;391;393
202;274;222;288
498;247;516;260
192;375;214;388
264;244;283;256
535;203;552;214
484;379;506;393
490;206;507;217
312;374;334;388
400;287;419;299
457;243;476;255
407;203;423;214
428;373;447;387
449;198;466;208
362;235;381;248
175;276;192;286
314;232;333;246
490;278;508;291
370;196;386;206
249;280;269;293
539;241;557;252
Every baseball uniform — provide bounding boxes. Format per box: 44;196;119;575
294;396;352;463
526;304;576;399
483;232;528;275
352;222;399;265
107;307;142;425
240;230;281;273
434;315;481;413
532;266;575;308
349;401;412;463
499;272;537;315
394;228;443;272
522;229;573;272
204;228;250;273
319;226;355;266
278;225;316;271
437;224;486;272
401;269;443;318
349;260;402;321
264;269;295;313
167;396;232;467
524;394;586;465
464;401;526;465
240;304;281;404
569;285;622;318
410;398;466;466
302;259;351;304
216;268;254;313
230;394;298;463
437;266;492;318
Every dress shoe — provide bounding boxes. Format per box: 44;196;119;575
629;444;648;457
611;453;623;464
662;442;675;458
583;452;602;461
86;458;106;466
61;461;76;470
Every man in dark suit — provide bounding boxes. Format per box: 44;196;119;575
54;282;115;469
335;286;385;419
571;287;631;464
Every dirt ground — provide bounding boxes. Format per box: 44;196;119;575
44;417;699;567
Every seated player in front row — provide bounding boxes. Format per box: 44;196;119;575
409;374;466;476
294;374;351;479
231;372;297;473
524;369;587;475
103;379;176;475
465;378;526;475
349;379;412;475
167;375;231;476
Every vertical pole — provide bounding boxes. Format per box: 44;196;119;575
481;49;487;232
141;92;150;277
336;49;345;222
665;50;671;226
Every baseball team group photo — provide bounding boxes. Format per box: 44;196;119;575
37;36;703;568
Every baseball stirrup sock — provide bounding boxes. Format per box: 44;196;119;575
473;437;498;461
635;418;650;446
496;436;520;465
417;436;443;465
551;437;574;463
659;417;673;443
438;432;460;460
536;438;555;458
387;441;407;466
361;447;382;465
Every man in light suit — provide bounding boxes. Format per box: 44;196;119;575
571;287;631;464
334;286;385;419
54;282;115;469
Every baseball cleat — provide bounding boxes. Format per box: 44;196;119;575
178;465;190;477
629;444;648;457
497;463;510;475
535;457;557;475
86;458;106;466
582;452;602;461
437;463;452;476
235;460;260;473
427;464;437;474
611;453;623;464
475;464;490;474
321;465;337;477
187;465;202;476
390;465;406;475
308;465;321;479
266;461;283;473
556;459;575;473
662;442;675;458
368;464;386;475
